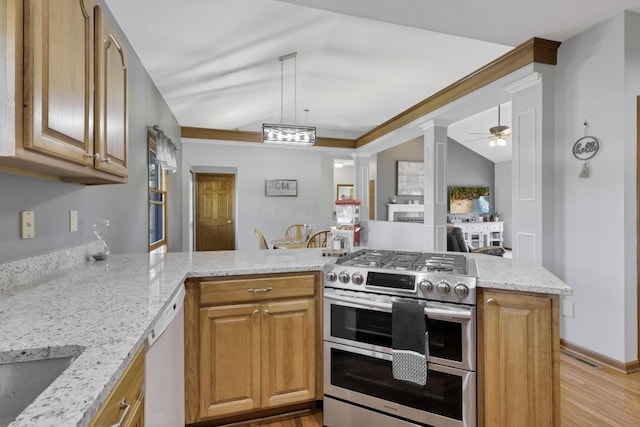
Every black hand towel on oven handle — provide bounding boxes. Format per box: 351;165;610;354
392;300;429;386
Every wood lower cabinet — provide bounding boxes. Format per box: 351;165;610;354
477;289;560;427
88;346;144;427
186;273;321;425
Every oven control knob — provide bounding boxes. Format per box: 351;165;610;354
338;271;351;284
326;271;338;282
351;273;364;285
454;283;469;298
436;281;451;295
419;280;434;293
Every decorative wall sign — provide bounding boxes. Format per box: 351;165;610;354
397;161;425;195
265;179;297;197
572;136;599;161
573;120;599;178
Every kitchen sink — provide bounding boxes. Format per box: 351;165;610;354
0;355;75;427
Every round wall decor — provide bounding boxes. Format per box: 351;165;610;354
572;135;599;160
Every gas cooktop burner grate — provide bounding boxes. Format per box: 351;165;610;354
336;250;469;275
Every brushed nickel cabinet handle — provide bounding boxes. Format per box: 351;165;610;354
253;309;259;316
263;309;270;316
102;157;112;164
110;398;131;427
248;287;272;294
487;298;497;306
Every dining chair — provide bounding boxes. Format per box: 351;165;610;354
254;227;269;250
284;224;305;240
306;229;330;248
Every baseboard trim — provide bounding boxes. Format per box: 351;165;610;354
561;339;640;374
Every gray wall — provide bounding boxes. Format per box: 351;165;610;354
0;0;181;263
375;136;495;220
376;137;424;220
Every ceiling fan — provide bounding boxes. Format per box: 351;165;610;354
469;104;511;147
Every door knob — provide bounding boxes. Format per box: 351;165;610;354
486;298;497;306
227;220;233;224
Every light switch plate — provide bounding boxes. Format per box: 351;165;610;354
20;210;35;239
69;210;78;232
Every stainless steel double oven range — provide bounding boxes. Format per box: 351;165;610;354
323;249;478;427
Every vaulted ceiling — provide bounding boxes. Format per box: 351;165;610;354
105;0;640;161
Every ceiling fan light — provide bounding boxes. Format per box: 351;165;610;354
496;137;507;146
489;139;497;148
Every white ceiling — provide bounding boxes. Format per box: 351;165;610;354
104;0;640;161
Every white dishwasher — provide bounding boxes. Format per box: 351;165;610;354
145;284;185;427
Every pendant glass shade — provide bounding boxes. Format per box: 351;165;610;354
262;123;316;146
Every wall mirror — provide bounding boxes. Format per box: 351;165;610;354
337;184;354;200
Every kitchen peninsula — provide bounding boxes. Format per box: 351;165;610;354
0;247;571;427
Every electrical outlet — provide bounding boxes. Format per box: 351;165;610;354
70;210;78;232
561;300;574;318
20;210;35;239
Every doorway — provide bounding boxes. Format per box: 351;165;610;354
195;173;236;251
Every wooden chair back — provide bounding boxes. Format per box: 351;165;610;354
284;224;305;240
254;227;269;250
306;229;330;248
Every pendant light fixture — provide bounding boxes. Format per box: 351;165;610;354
262;52;316;146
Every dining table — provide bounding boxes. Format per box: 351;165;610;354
271;238;308;249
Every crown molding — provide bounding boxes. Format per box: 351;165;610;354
355;37;561;148
181;37;560;151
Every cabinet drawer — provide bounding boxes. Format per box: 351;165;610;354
200;274;316;306
88;346;144;427
467;223;488;232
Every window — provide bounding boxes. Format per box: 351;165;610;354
149;131;168;252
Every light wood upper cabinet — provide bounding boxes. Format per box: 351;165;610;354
23;0;94;165
478;289;560;427
0;0;127;184
94;6;128;178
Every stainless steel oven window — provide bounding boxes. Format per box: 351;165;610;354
323;289;476;371
324;342;476;427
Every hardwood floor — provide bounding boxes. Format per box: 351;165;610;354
228;352;640;427
560;351;640;426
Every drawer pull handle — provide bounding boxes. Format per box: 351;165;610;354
248;287;273;294
487;298;497;306
110;398;131;427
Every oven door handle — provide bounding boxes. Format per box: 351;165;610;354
324;292;474;319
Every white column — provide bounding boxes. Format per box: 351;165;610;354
353;153;371;226
505;67;555;267
420;120;449;251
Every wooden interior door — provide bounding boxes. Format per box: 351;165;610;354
196;174;235;251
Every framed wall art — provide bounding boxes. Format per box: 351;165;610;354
397;161;424;196
336;184;354;200
265;179;297;197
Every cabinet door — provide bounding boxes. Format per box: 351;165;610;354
481;291;554;426
200;303;261;418
94;6;128;178
261;298;316;408
23;0;94;165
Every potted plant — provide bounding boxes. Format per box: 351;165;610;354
489;211;500;222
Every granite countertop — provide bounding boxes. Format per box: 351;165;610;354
0;248;571;427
